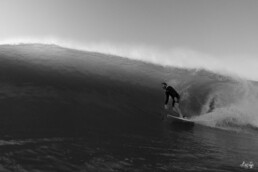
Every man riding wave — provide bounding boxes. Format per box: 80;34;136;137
162;82;183;118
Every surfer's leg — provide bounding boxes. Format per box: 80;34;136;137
174;103;183;118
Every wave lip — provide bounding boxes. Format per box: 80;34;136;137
2;38;258;81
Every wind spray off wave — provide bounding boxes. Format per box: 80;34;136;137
2;38;258;80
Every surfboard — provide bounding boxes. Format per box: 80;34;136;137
167;114;194;126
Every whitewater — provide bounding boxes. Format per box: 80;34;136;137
168;71;258;133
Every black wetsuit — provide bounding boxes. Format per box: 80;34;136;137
165;86;180;107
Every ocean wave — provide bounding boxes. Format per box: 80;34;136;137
0;44;258;134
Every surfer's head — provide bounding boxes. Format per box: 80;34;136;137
161;82;167;89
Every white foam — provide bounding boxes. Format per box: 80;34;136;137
193;80;258;129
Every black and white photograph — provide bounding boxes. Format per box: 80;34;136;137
0;0;257;171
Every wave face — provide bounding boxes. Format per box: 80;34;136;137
0;44;257;136
0;44;165;137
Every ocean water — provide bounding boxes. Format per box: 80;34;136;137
0;44;257;171
0;123;257;171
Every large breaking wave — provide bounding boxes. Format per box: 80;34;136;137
0;43;257;134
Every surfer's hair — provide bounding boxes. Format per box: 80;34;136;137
161;82;167;86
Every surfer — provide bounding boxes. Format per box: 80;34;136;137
162;82;183;118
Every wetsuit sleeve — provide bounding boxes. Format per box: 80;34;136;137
165;92;169;105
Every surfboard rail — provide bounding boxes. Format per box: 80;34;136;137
166;114;195;126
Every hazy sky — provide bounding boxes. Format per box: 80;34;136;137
1;0;258;79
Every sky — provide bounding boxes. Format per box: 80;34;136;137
1;0;258;80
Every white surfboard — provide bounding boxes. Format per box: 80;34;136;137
167;114;194;125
